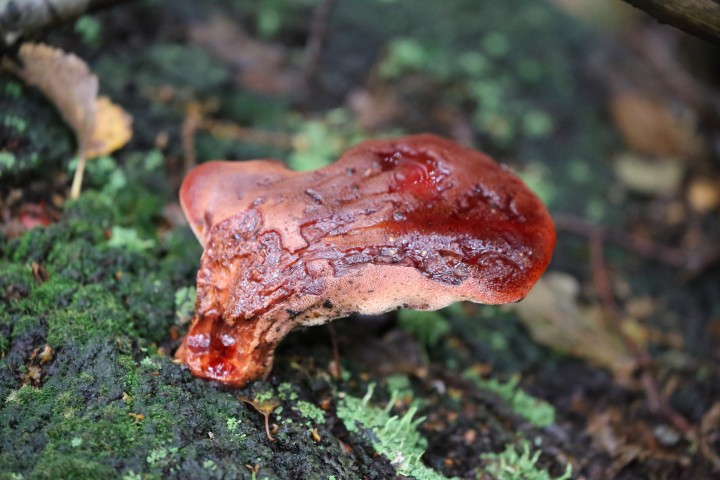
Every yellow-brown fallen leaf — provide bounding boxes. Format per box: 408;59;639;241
37;344;53;364
507;272;642;382
128;412;145;423
86;96;133;159
610;91;702;159
4;42;132;199
688;177;720;213
613;153;684;196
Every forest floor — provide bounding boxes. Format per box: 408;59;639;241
1;1;720;479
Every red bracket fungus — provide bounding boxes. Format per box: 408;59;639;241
176;134;555;386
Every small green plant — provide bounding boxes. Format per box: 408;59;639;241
293;400;326;425
397;309;451;349
1;114;28;133
464;372;555;428
140;356;161;372
3;80;22;98
337;384;448;480
0;151;16;176
288;109;367;171
256;0;285;38
74;16;103;47
108;226;156;252
479;440;571;480
174;286;196;324
146;446;179;469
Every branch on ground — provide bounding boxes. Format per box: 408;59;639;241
622;0;720;44
0;0;128;43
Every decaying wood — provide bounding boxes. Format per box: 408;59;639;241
622;0;720;44
0;0;127;43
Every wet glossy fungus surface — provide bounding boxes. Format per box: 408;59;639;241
176;134;556;386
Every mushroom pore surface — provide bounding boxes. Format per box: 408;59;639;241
176;134;555;386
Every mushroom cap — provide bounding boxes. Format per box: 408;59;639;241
177;134;555;386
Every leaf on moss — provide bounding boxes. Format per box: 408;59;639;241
8;43;132;158
4;42;133;197
86;96;133;158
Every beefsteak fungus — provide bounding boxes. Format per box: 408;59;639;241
176;134;555;386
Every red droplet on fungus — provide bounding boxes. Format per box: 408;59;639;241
175;134;556;386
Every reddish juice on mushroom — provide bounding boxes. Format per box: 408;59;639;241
176;134;555;386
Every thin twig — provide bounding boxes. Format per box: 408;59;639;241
554;213;720;274
70;154;87;199
198;119;293;149
326;323;341;380
622;0;720;45
181;102;202;174
588;233;694;433
302;0;337;85
1;0;130;44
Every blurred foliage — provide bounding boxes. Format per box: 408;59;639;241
397;309;451;350
174;286;196;325
288;108;367;171
74;16;103;48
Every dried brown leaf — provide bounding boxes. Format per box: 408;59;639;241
508;272;639;381
610;91;703;159
13;43;133;159
13;42;98;152
8;42;133;197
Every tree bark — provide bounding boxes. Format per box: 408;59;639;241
0;0;126;43
622;0;720;44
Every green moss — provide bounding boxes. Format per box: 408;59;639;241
31;453;115;479
480;440;571;480
107;226;156;252
337;384;448;479
0;78;73;179
463;372;555;428
6;384;57;407
292;401;326;425
46;285;132;347
10;315;43;340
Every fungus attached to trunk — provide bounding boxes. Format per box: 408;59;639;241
176;134;555;386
